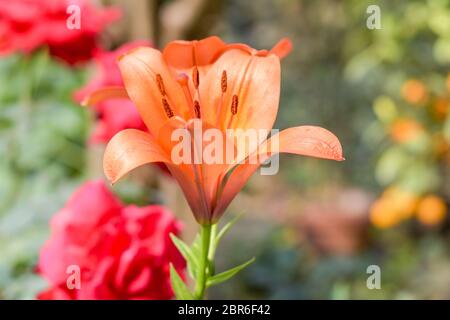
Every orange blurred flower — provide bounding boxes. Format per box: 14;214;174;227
401;79;428;105
416;195;447;226
370;198;401;229
370;187;418;229
433;134;450;157
385;187;418;218
389;118;423;143
84;36;343;224
432;97;449;120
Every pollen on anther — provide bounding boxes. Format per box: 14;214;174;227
231;95;238;115
192;67;200;89
162;98;174;118
194;100;201;118
156;74;166;96
221;70;227;93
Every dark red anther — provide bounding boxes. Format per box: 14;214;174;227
231;95;238;115
192;67;200;89
221;70;227;93
194;100;201;118
156;74;166;96
162;98;174;118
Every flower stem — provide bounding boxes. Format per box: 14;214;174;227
195;224;212;300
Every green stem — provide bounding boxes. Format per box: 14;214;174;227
207;224;218;276
208;224;218;262
195;224;212;300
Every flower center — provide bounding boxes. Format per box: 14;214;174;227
156;69;238;124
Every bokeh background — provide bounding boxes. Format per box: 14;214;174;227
1;0;450;299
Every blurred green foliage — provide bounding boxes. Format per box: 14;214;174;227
0;50;89;298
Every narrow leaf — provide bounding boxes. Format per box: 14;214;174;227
192;233;202;257
170;264;194;300
170;233;198;279
215;213;243;246
206;257;255;287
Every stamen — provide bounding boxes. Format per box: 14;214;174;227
221;70;227;93
162;98;174;118
176;73;196;118
192;66;200;89
156;74;166;96
231;95;238;115
194;100;201;118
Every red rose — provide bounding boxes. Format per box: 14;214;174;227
37;180;185;300
75;41;151;143
0;0;120;65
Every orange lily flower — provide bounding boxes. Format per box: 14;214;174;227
85;36;343;225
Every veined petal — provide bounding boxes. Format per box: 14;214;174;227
118;47;190;135
156;117;210;223
81;86;129;106
266;125;344;161
213;126;344;220
200;49;280;138
156;117;234;224
186;119;236;212
103;129;170;184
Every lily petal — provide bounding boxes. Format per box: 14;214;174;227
155;117;214;223
81;86;129;106
200;49;280;138
213;126;344;220
265;125;344;161
118;47;190;135
162;36;227;70
156;117;235;224
186;119;236;212
103;129;170;184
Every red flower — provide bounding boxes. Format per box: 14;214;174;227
37;180;185;300
0;0;120;65
75;41;151;143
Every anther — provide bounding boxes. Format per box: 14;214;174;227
156;74;166;96
194;100;201;118
162;98;174;118
221;70;227;93
192;67;200;89
231;95;238;115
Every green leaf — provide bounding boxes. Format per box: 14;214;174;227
206;257;255;287
170;233;199;279
192;233;202;257
215;213;243;246
170;264;194;300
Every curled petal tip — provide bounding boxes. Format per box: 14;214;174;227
103;129;169;185
270;38;293;59
81;86;129;107
116;46;147;62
